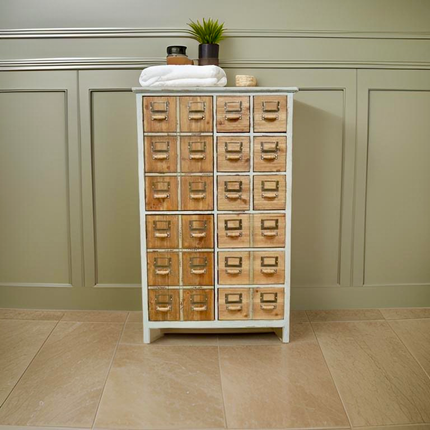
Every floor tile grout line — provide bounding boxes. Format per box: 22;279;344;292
385;319;430;383
90;319;128;430
0;319;61;410
309;321;354;430
216;339;229;429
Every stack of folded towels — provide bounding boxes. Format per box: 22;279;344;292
139;65;227;87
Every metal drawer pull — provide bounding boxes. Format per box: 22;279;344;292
261;219;279;237
188;141;206;160
189;220;207;238
224;181;243;200
224;101;243;121
155;268;171;275
224;219;243;238
224;141;243;161
261;180;279;199
154;257;171;275
225;256;242;274
260;304;276;310
226;305;242;311
189;113;205;120
155;293;173;312
156;304;172;312
190;193;206;200
225;113;242;121
260;256;278;274
188;101;206;120
151;114;168;121
153;192;169;199
189;181;207;200
260;292;278;310
190;256;208;275
225;268;241;275
262;100;280;112
262;114;279;121
153;220;171;238
225;293;243;311
261;141;279;160
150;101;169;121
151;141;170;160
191;293;208;312
152;181;170;199
261;268;277;274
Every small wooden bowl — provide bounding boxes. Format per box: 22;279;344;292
235;75;257;87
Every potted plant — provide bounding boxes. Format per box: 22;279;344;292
187;18;225;66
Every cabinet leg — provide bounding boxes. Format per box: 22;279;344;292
275;326;290;343
143;327;163;344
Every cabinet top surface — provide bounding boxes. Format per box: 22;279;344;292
132;86;298;94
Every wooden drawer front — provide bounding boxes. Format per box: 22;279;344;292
217;176;250;211
181;176;214;211
218;251;250;285
217;214;250;248
253;95;287;132
253;214;286;248
253;251;285;285
149;289;180;321
182;215;214;249
182;252;214;286
183;289;214;321
147;252;180;286
218;288;251;320
143;96;177;133
180;136;213;173
179;96;213;132
252;288;284;320
217;137;250;172
145;176;179;211
144;136;177;173
253;136;287;172
253;175;286;210
146;215;179;249
216;96;250;133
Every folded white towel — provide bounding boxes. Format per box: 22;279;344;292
139;65;227;87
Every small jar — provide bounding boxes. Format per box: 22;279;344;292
166;46;192;65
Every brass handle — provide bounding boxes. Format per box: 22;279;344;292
261;154;277;160
262;231;277;237
192;305;208;312
225;154;242;161
191;268;206;275
153;192;169;199
191;232;206;238
189;154;205;160
152;153;169;160
156;305;172;312
261;304;276;310
262;192;278;199
225;114;242;121
261;268;277;274
154;232;169;238
155;268;171;275
190;193;206;200
152;114;168;121
225;268;241;275
262;114;278;121
226;305;242;311
225;193;241;200
226;231;241;237
189;114;205;120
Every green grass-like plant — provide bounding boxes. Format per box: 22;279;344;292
186;18;225;44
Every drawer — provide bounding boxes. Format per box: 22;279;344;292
218;288;251;320
182;215;214;249
252;288;284;320
253;136;287;172
148;289;180;321
183;289;214;321
253;251;285;285
179;96;213;132
180;136;213;173
217;136;250;172
181;176;214;211
217;214;250;248
216;96;250;133
182;252;214;286
145;176;179;211
218;251;250;285
217;175;250;211
144;136;177;173
147;252;180;286
143;96;177;133
146;215;179;249
252;214;286;248
253;96;287;133
253;175;286;210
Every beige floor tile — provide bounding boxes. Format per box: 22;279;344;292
0;308;64;321
153;333;219;346
218;331;281;346
357;425;430;430
307;309;384;322
291;310;309;322
389;319;430;376
380;308;430;320
313;321;430;427
61;310;128;323
0;321;123;427
0;320;56;405
120;321;143;344
127;311;143;322
95;344;226;429
218;322;349;429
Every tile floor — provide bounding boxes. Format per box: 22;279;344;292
0;308;430;430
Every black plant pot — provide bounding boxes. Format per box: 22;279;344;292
198;44;219;66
